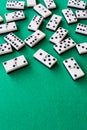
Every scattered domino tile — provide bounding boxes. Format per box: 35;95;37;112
0;22;17;35
76;43;87;54
34;49;57;68
44;0;56;9
24;30;46;47
0;43;13;55
28;15;43;31
4;32;25;51
76;10;87;19
76;23;87;35
34;4;52;18
3;55;28;73
27;0;36;7
62;8;77;24
5;10;25;22
49;27;68;44
53;37;76;54
46;14;62;31
63;57;85;80
6;0;25;10
68;0;86;9
0;16;4;23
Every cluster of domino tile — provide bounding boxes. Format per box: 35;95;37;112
0;0;86;80
63;0;87;36
1;0;58;73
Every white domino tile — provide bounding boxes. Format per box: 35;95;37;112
34;49;57;68
54;37;76;54
68;0;86;9
5;10;25;22
24;30;46;47
34;4;52;18
3;55;28;73
62;8;77;24
27;0;36;7
63;57;85;80
50;27;68;44
0;22;17;35
28;15;43;31
0;43;13;55
76;43;87;54
4;32;25;50
46;14;62;31
44;0;56;9
6;0;25;10
76;23;87;35
76;10;87;19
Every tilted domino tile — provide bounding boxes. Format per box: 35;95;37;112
76;23;87;35
24;30;46;47
53;37;76;54
46;14;62;31
62;8;77;24
76;10;87;19
49;27;68;44
0;16;4;22
5;10;25;22
0;43;13;55
34;4;52;18
68;0;86;9
6;1;25;10
44;0;56;9
27;0;36;7
76;43;87;54
34;49;57;68
4;32;25;50
0;22;17;35
28;15;43;31
63;57;85;80
3;55;28;73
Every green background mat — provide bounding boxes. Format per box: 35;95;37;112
0;0;87;130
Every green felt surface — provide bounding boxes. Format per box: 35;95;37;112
0;0;87;130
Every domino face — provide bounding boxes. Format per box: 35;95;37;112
34;4;52;18
68;0;86;9
28;15;43;31
34;49;57;68
44;0;56;9
6;1;25;10
0;22;17;35
46;14;62;31
4;32;25;50
63;57;85;80
62;8;77;24
50;27;68;44
24;30;46;47
76;23;87;35
3;55;28;73
0;43;13;55
5;10;25;22
76;43;87;54
54;37;76;54
27;0;36;7
0;16;4;22
76;10;87;19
